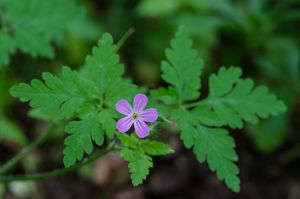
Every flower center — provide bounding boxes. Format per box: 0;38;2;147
132;112;139;120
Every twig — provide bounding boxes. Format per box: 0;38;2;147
0;147;115;182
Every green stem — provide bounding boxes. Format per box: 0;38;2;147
0;147;114;183
158;115;176;127
115;27;135;51
0;124;55;175
184;99;208;109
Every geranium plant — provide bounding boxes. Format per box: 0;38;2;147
0;26;286;192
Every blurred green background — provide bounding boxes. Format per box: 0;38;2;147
0;0;299;198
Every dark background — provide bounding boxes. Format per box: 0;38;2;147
0;0;300;198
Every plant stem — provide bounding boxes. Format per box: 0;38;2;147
184;99;209;109
115;27;135;51
158;115;176;127
0;124;55;175
0;147;114;183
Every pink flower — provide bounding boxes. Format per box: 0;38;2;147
115;93;158;138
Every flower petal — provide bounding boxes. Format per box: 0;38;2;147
116;116;133;133
133;93;148;112
134;120;150;138
140;108;158;122
116;99;132;116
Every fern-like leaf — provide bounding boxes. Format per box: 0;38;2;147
201;67;287;128
161;26;204;102
121;148;153;186
63;114;103;167
10;67;95;119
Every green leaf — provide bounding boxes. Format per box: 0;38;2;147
139;140;174;156
9;32;138;169
116;133;137;149
172;108;198;149
118;134;173;186
193;125;240;192
10;66;95;119
121;148;153;186
63;114;103;167
28;108;56;122
80;33;137;106
0;116;28;146
149;87;177;118
0;30;15;68
209;67;242;97
117;133;174;156
149;87;178;105
99;109;116;139
105;78;138;109
80;33;123;97
161;26;204;102
154;27;288;193
137;0;179;17
202;67;287;128
192;104;225;127
175;108;240;192
0;0;94;66
65;7;101;41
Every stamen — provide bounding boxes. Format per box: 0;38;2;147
132;112;139;120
